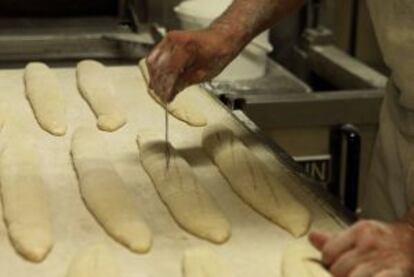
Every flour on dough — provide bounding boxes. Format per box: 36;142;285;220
137;131;230;243
24;62;67;136
66;244;120;277
138;59;207;127
183;247;234;277
282;241;331;277
202;125;311;237
76;60;126;132
71;127;152;253
0;126;52;262
0;102;8;131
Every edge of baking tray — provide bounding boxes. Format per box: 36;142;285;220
201;84;357;227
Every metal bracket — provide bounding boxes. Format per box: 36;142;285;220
329;124;361;212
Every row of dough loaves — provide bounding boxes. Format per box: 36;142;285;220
23;59;208;137
0;123;311;263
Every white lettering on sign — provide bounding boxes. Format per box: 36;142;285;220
294;155;331;183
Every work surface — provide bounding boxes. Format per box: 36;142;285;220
0;64;344;276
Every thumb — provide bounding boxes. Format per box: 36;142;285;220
308;231;333;251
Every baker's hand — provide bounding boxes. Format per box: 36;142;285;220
309;220;414;277
146;28;242;103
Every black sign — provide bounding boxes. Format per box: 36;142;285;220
294;155;331;184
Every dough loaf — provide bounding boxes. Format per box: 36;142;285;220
202;125;311;237
137;131;230;243
71;127;152;253
282;241;331;277
0;102;8;130
138;59;207;127
24;62;67;136
0;127;53;262
76;60;126;132
66;244;120;277
183;247;234;277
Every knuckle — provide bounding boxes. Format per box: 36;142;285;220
329;258;343;274
322;253;332;265
166;30;177;37
164;32;173;41
354;220;375;233
321;248;335;265
360;237;377;249
167;30;180;38
357;219;372;228
166;31;184;43
146;55;154;64
330;266;340;276
165;33;173;42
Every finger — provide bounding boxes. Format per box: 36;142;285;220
349;262;382;277
330;249;362;277
308;231;333;251
147;46;160;66
157;69;179;103
159;39;198;100
147;39;170;84
374;269;405;277
167;84;182;103
321;227;357;265
155;57;180;102
148;41;174;92
170;69;203;102
180;68;209;86
155;46;194;102
147;37;170;65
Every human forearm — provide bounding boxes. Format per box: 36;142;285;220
400;206;414;228
209;0;305;49
147;0;305;102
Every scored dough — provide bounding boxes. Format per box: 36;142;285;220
138;59;207;127
71;127;152;253
76;60;126;132
183;247;234;277
66;244;120;277
282;241;331;277
0;126;53;262
137;131;230;244
24;62;67;136
202;125;311;237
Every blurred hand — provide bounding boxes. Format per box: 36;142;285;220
146;28;243;103
309;220;414;277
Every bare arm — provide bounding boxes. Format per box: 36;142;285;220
210;0;305;47
147;0;304;102
401;206;414;226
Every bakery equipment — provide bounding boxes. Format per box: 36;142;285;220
0;1;359;275
0;0;153;62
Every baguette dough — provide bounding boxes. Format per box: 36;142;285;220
282;241;331;277
202;125;311;237
66;244;120;277
24;62;67;136
183;247;234;277
138;59;207;127
76;60;126;132
137;131;230;243
0;127;53;262
71;127;152;253
0;102;8;130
